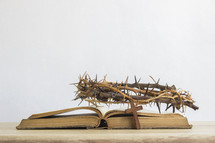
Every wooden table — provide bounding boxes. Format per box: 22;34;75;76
0;122;215;143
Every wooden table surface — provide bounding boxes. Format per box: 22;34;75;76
0;122;215;143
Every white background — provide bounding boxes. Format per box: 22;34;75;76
0;0;215;122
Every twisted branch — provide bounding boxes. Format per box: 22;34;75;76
72;74;199;113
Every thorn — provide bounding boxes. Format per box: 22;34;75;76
87;74;91;80
171;85;176;90
144;83;149;96
118;81;123;89
134;76;137;83
182;105;185;113
166;83;169;90
156;102;161;114
125;76;129;86
78;99;83;106
165;103;169;111
81;72;87;80
69;83;77;85
157;78;160;84
115;81;118;87
95;74;97;82
104;74;107;82
149;75;156;83
165;104;172;111
173;105;175;113
138;78;141;83
74;90;79;96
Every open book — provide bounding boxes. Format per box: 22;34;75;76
16;106;192;129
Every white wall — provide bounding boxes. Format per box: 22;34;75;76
0;0;215;122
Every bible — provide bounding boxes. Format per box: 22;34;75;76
16;106;192;129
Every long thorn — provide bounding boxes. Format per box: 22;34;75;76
78;99;83;106
134;76;137;83
138;78;141;83
81;72;87;80
173;105;175;113
157;78;160;84
149;75;156;83
144;83;149;96
156;102;161;114
165;104;172;111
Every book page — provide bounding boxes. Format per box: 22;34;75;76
93;106;109;117
29;106;103;119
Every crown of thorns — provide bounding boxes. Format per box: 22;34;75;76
72;73;199;113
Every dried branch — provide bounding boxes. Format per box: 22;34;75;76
72;73;199;113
